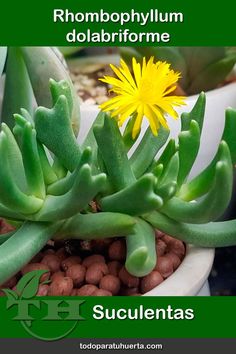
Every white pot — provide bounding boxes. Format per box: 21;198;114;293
144;246;215;296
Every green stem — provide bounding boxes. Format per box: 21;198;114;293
0;231;14;245
143;211;236;247
0;221;60;285
125;218;156;277
56;212;136;240
130;126;169;178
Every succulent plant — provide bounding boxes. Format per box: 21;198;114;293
0;52;236;286
0;73;236;286
120;47;236;95
0;46;80;133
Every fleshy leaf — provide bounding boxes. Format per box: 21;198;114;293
177;120;200;186
35;95;81;172
181;92;206;133
100;174;163;215
130;126;169;178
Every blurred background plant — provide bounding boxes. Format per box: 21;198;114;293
0;47;80;133
120;47;236;95
57;46;236;105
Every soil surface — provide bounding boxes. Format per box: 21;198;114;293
0;220;185;296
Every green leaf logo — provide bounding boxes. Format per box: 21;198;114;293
2;289;18;308
16;270;49;299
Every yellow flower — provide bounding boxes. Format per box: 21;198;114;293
99;57;186;139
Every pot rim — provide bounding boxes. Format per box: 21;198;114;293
143;245;215;296
187;80;236;102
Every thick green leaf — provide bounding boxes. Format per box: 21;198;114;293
177;120;200;186
222;108;236;165
0;221;60;286
37;143;58;185
0;132;43;214
156;181;177;203
52;157;67;179
49;79;73;119
125;218;156;277
161;142;233;223
47;147;92;195
100;174;163;215
57;212;136;239
158;152;179;187
35;95;81;172
1;123;27;193
0;231;15;245
34;164;106;221
144;211;236;248
152;164;163;180
81;111;105;173
94;115;135;191
1;47;33;130
130;126;169;178
122;114;140;152
179;110;236;201
156;139;176;167
181;92;206;133
21;122;45;199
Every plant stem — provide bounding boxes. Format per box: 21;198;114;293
0;221;60;285
56;212;136;239
144;211;236;247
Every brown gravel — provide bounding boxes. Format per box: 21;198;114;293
0;218;185;296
